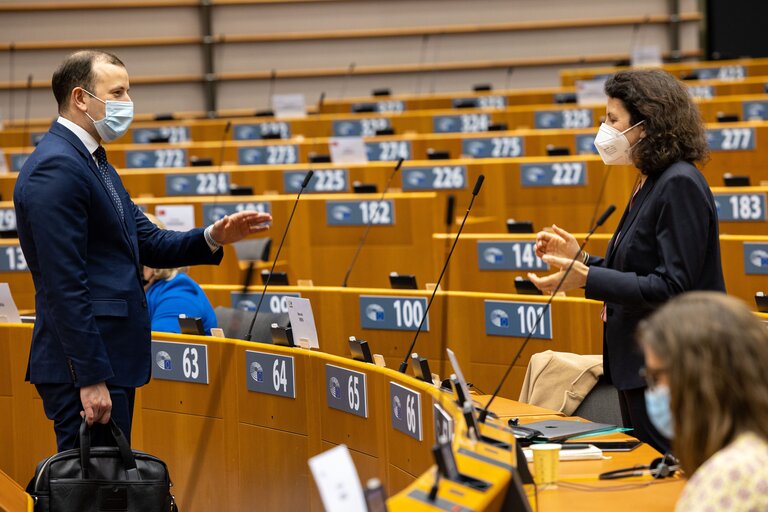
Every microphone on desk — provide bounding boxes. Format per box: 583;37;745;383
22;74;33;148
315;91;326;115
244;169;314;341
476;204;616;423
340;157;404;288
397;175;485;374
339;62;356;99
208;120;232;211
7;43;15;123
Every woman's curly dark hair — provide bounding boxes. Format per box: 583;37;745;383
604;69;709;175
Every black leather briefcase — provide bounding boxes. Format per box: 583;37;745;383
27;418;178;512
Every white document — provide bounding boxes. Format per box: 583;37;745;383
631;45;663;68
523;444;604;462
575;79;608;106
0;283;21;323
308;444;366;512
155;205;196;232
329;137;369;164
272;93;307;119
0;149;8;173
285;297;320;349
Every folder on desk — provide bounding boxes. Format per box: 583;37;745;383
523;419;616;442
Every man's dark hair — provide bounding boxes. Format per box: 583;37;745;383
51;50;125;113
605;69;709;175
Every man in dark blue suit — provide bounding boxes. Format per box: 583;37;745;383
14;50;272;451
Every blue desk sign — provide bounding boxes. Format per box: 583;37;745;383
284;169;348;193
575;134;598;154
477;241;548;271
433;401;454;444
231;292;301;312
401;165;467;191
694;65;746;80
237;145;299;165
0;209;17;232
364;140;411;161
202;201;271;224
484;300;552;339
125;148;188;168
10;153;30;172
744;243;768;275
326;199;395;226
359;295;428;332
742;101;768;121
165;172;230;196
326;364;368;418
151;340;209;384
714;193;766;222
520;161;587;187
132;126;190;144
0;246;27;272
246;351;296;398
332;118;391;137
534;109;593;129
350;100;405;113
433;113;490;133
233;122;291;140
707;128;756;151
390;382;422;441
452;96;507;109
462;136;524;158
687;85;714;99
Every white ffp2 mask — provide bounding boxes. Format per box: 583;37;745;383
593;120;644;165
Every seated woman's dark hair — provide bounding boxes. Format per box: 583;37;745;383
605;69;709;175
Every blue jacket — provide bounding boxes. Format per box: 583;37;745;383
146;273;218;335
14;121;223;388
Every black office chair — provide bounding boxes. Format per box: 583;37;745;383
214;306;288;343
572;375;624;427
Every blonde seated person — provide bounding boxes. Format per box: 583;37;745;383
142;213;218;335
637;292;768;511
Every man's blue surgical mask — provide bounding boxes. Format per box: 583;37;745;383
645;384;674;439
83;89;133;142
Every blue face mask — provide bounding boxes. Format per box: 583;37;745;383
83;89;133;142
645;384;674;439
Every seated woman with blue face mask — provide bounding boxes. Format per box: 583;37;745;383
142;213;218;335
637;292;768;511
529;69;726;454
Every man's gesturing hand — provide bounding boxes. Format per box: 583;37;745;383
80;382;112;426
209;211;272;245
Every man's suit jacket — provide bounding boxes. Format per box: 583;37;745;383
14;121;223;388
584;161;726;390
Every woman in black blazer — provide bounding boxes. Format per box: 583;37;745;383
529;70;726;454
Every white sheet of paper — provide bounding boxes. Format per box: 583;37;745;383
286;297;320;349
0;283;21;323
575;79;608;106
308;444;366;512
329;137;369;164
631;45;662;68
0;149;8;174
155;205;196;232
272;93;307;119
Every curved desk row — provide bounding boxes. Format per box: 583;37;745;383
4;92;768;149
4;122;768;188
0;324;682;512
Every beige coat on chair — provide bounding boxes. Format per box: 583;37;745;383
518;351;603;415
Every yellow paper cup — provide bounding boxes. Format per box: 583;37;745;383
531;443;561;487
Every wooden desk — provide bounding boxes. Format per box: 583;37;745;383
0;323;679;511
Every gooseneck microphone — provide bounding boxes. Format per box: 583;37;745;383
477;204;616;422
244;170;314;341
398;175;485;374
340;157;404;287
209;120;232;212
22;74;33;148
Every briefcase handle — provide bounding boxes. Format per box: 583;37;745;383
79;417;140;481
